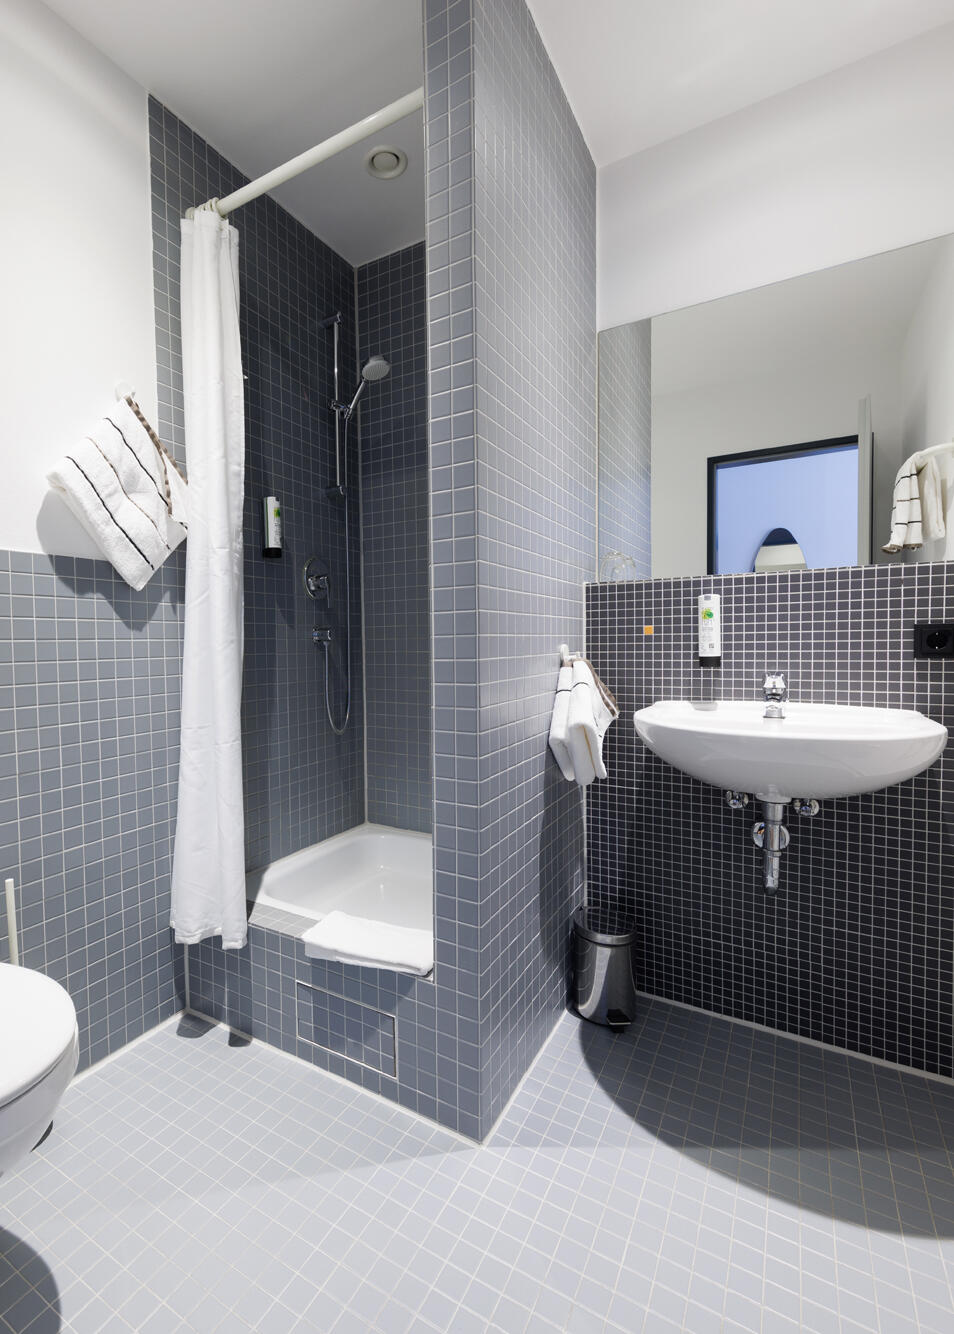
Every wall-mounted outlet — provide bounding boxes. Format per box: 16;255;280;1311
913;623;954;658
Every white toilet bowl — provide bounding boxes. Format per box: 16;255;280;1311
0;963;79;1177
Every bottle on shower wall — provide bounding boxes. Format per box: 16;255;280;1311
263;497;282;558
698;593;721;666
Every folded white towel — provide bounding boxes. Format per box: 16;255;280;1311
47;398;188;589
302;911;433;977
566;658;619;786
548;664;576;781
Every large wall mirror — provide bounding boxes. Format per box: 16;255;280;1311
598;233;954;580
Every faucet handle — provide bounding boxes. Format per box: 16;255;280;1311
762;671;787;700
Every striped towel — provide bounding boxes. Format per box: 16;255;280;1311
48;398;188;589
883;452;943;553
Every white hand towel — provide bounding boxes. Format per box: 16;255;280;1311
302;911;433;977
47;398;188;590
567;658;619;786
548;664;576;781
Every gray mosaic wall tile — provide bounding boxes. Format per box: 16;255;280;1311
357;243;432;833
0;550;184;1069
296;980;396;1075
470;0;597;1129
149;98;365;872
424;0;485;1139
598;319;652;578
586;561;954;1077
188;923;442;1123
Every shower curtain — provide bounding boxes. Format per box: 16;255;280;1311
170;209;247;950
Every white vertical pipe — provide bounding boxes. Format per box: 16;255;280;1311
207;87;424;219
5;877;18;965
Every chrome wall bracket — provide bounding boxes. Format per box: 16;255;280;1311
725;790;750;810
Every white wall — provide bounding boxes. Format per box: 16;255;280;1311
599;23;954;329
0;0;157;557
901;235;954;456
899;235;954;562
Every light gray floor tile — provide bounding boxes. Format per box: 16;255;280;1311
4;1004;954;1333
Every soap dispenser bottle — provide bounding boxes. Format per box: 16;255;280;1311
698;593;721;667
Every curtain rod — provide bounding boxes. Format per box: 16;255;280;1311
187;86;424;220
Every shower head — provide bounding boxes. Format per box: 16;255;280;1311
340;354;391;417
361;355;391;382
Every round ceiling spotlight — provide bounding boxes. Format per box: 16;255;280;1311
364;145;408;180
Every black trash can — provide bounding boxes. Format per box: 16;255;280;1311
571;905;638;1031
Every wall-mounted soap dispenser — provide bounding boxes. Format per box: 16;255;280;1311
263;496;282;558
698;593;721;666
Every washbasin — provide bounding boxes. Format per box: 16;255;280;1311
633;699;947;802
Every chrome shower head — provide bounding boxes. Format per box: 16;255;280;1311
361;355;391;382
340;354;391;417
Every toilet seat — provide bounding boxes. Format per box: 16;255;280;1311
0;963;79;1107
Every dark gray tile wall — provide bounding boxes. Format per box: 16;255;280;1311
0;550;184;1068
426;0;597;1136
586;561;954;1077
188;922;442;1119
149;98;364;872
598;319;652;578
357;243;432;833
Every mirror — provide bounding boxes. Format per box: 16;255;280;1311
598;233;954;580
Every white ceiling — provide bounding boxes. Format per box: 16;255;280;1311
44;0;424;267
526;0;954;166
45;0;954;260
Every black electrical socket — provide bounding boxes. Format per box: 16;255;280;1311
913;624;954;658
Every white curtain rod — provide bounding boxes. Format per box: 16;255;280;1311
188;86;424;219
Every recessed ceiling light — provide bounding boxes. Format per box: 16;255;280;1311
364;145;408;180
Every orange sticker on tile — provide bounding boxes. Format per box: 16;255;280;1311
643;625;654;635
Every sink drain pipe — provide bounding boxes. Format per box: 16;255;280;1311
727;793;819;892
753;802;789;894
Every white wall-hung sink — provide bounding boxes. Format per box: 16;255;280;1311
633;699;947;892
633;700;947;802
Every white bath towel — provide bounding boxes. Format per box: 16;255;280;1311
302;912;433;977
548;664;576;781
566;658;619;786
47;398;188;589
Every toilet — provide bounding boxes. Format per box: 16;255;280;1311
0;963;79;1177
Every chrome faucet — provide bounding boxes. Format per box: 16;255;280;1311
762;672;787;719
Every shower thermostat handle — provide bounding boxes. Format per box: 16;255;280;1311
302;556;331;603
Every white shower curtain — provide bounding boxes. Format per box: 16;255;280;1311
170;209;247;950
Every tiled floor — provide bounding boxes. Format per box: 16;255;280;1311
3;1000;954;1334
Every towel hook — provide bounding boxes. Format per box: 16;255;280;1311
114;381;135;403
559;643;582;666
